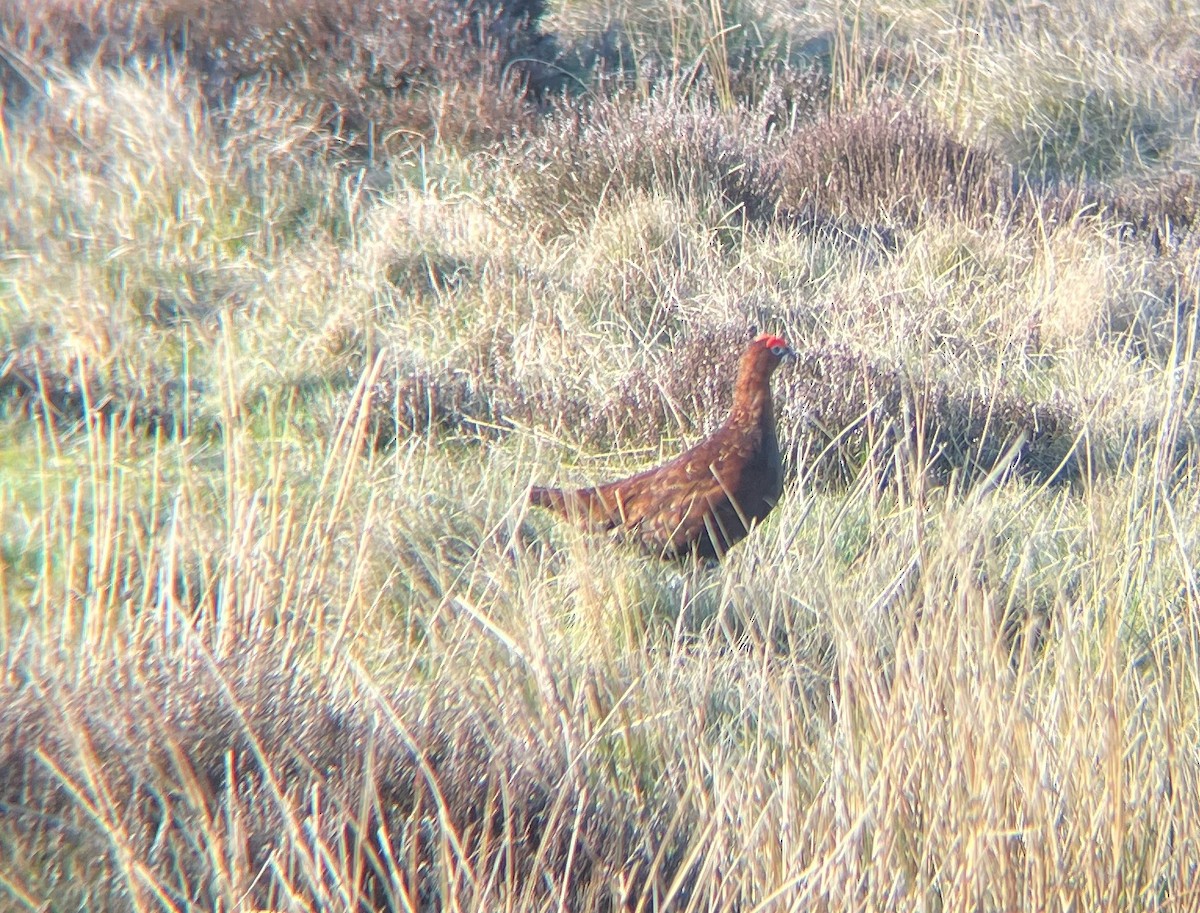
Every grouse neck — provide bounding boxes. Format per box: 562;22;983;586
725;355;774;432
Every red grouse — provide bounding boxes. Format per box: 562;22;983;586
530;333;795;560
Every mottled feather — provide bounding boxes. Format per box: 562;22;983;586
530;333;794;560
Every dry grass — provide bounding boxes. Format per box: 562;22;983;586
5;0;1200;910
0;0;560;150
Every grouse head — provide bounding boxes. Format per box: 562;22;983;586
727;332;795;426
747;332;795;372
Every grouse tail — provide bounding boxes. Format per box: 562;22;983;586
529;485;568;513
530;484;616;527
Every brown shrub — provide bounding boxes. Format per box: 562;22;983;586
355;326;1084;487
465;318;1083;490
360;351;511;446
780;344;905;486
1017;171;1200;251
0;0;560;149
729;60;832;137
0;1;150;98
0;641;687;911
775;101;1013;228
585;322;752;444
1176;49;1200;96
494;320;781;450
498;91;784;239
928;382;1081;484
340;331;614;451
780;344;1082;487
0;337;201;436
1102;171;1200;248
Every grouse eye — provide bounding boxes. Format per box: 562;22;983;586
770;345;786;356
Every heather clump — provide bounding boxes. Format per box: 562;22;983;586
6;0;1200;908
497;91;785;238
782;344;1083;487
776;101;1013;227
1;0;562;149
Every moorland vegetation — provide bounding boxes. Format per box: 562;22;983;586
3;0;1200;909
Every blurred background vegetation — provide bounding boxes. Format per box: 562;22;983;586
3;0;1200;909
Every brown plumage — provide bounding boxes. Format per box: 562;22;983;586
530;332;795;560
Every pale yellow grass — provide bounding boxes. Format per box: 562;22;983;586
4;9;1200;911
